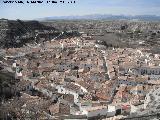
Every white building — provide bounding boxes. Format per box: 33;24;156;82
107;105;121;117
56;83;88;103
81;106;108;118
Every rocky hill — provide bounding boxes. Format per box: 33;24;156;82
0;19;58;48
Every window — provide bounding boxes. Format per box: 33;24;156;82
61;89;63;92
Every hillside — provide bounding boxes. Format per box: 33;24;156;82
0;19;57;48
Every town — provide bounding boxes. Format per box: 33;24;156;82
1;0;160;118
1;28;160;119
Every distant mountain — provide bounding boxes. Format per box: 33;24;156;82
37;14;160;21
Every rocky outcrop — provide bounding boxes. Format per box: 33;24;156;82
0;19;57;48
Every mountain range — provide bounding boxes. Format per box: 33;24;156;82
37;14;160;21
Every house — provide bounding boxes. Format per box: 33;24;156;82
115;85;127;97
130;85;145;95
56;83;88;103
15;71;23;79
117;76;148;86
33;81;56;98
137;66;160;75
107;104;122;117
147;80;160;85
76;80;95;93
83;93;92;101
130;104;139;113
19;92;52;118
12;62;17;68
119;62;137;75
81;106;108;118
49;102;70;115
96;88;112;102
95;44;106;49
121;104;131;115
62;94;74;103
118;76;136;86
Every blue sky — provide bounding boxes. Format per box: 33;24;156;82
0;0;160;20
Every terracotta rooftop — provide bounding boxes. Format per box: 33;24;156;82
65;83;81;92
